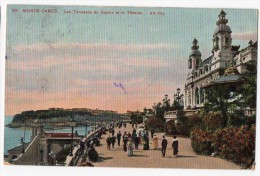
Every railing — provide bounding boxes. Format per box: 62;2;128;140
64;127;103;166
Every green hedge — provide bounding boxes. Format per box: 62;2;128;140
191;125;255;168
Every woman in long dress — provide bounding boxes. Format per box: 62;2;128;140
152;135;158;150
127;138;134;156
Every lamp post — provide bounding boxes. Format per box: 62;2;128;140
163;94;170;111
85;118;88;136
20;137;25;153
69;117;76;156
94;118;96;131
174;88;184;110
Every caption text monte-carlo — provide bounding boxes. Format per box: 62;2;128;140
11;8;165;16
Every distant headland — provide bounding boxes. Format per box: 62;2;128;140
6;108;121;128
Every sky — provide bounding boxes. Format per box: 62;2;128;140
5;5;258;115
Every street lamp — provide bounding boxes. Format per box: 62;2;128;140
174;88;184;109
163;94;170;111
69;117;76;156
20;137;25;153
85;118;88;136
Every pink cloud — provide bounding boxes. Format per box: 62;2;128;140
232;31;257;41
13;42;178;54
124;58;169;68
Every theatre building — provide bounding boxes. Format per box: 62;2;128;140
184;10;257;110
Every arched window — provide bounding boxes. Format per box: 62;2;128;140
188;58;192;69
200;88;204;103
200;69;203;75
195;87;199;105
205;65;208;72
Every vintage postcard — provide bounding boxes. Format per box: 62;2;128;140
3;4;258;173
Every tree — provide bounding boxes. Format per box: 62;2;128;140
130;114;143;124
171;100;180;110
162;94;171;112
204;84;237;126
236;62;257;109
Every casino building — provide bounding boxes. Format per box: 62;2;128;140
184;10;257;110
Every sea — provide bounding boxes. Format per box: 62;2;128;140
4;116;92;155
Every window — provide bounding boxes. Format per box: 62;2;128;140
195;88;199;104
200;89;204;103
205;66;208;72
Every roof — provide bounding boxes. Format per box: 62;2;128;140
189;50;201;57
213;75;244;84
200;55;213;67
45;132;80;138
214;24;232;35
8;142;30;153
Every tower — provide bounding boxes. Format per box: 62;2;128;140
189;38;202;70
212;10;233;63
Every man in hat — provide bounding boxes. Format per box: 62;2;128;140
161;136;168;157
117;131;122;146
123;132;129;152
172;136;179;157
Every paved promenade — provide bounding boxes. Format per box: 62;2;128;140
81;124;240;169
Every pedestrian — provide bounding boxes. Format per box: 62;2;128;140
143;135;149;150
172;136;179;157
132;122;134;128
124;122;127;128
123;132;129;152
144;129;149;139
134;135;139;149
152;135;158;150
111;129;115;136
127;138;134;156
106;135;111;150
135;123;137;129
132;130;137;140
117;131;122;146
127;132;132;138
87;145;99;162
150;128;155;139
79;141;85;155
111;134;116;149
140;131;144;144
132;128;136;135
112;123;114;129
161;136;168;157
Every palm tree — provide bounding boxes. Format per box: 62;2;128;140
204;84;237;126
236;62;257;109
162;94;171;112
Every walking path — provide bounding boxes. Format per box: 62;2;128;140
80;124;240;169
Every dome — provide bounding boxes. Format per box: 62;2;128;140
224;67;239;75
189;50;201;57
214;24;232;35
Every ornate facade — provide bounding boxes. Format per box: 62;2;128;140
184;10;257;110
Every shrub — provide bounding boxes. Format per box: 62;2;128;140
188;113;204;130
202;111;226;130
146;117;164;132
175;122;190;136
212;125;255;168
191;125;256;168
191;129;214;155
165;120;177;135
130;114;143;124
